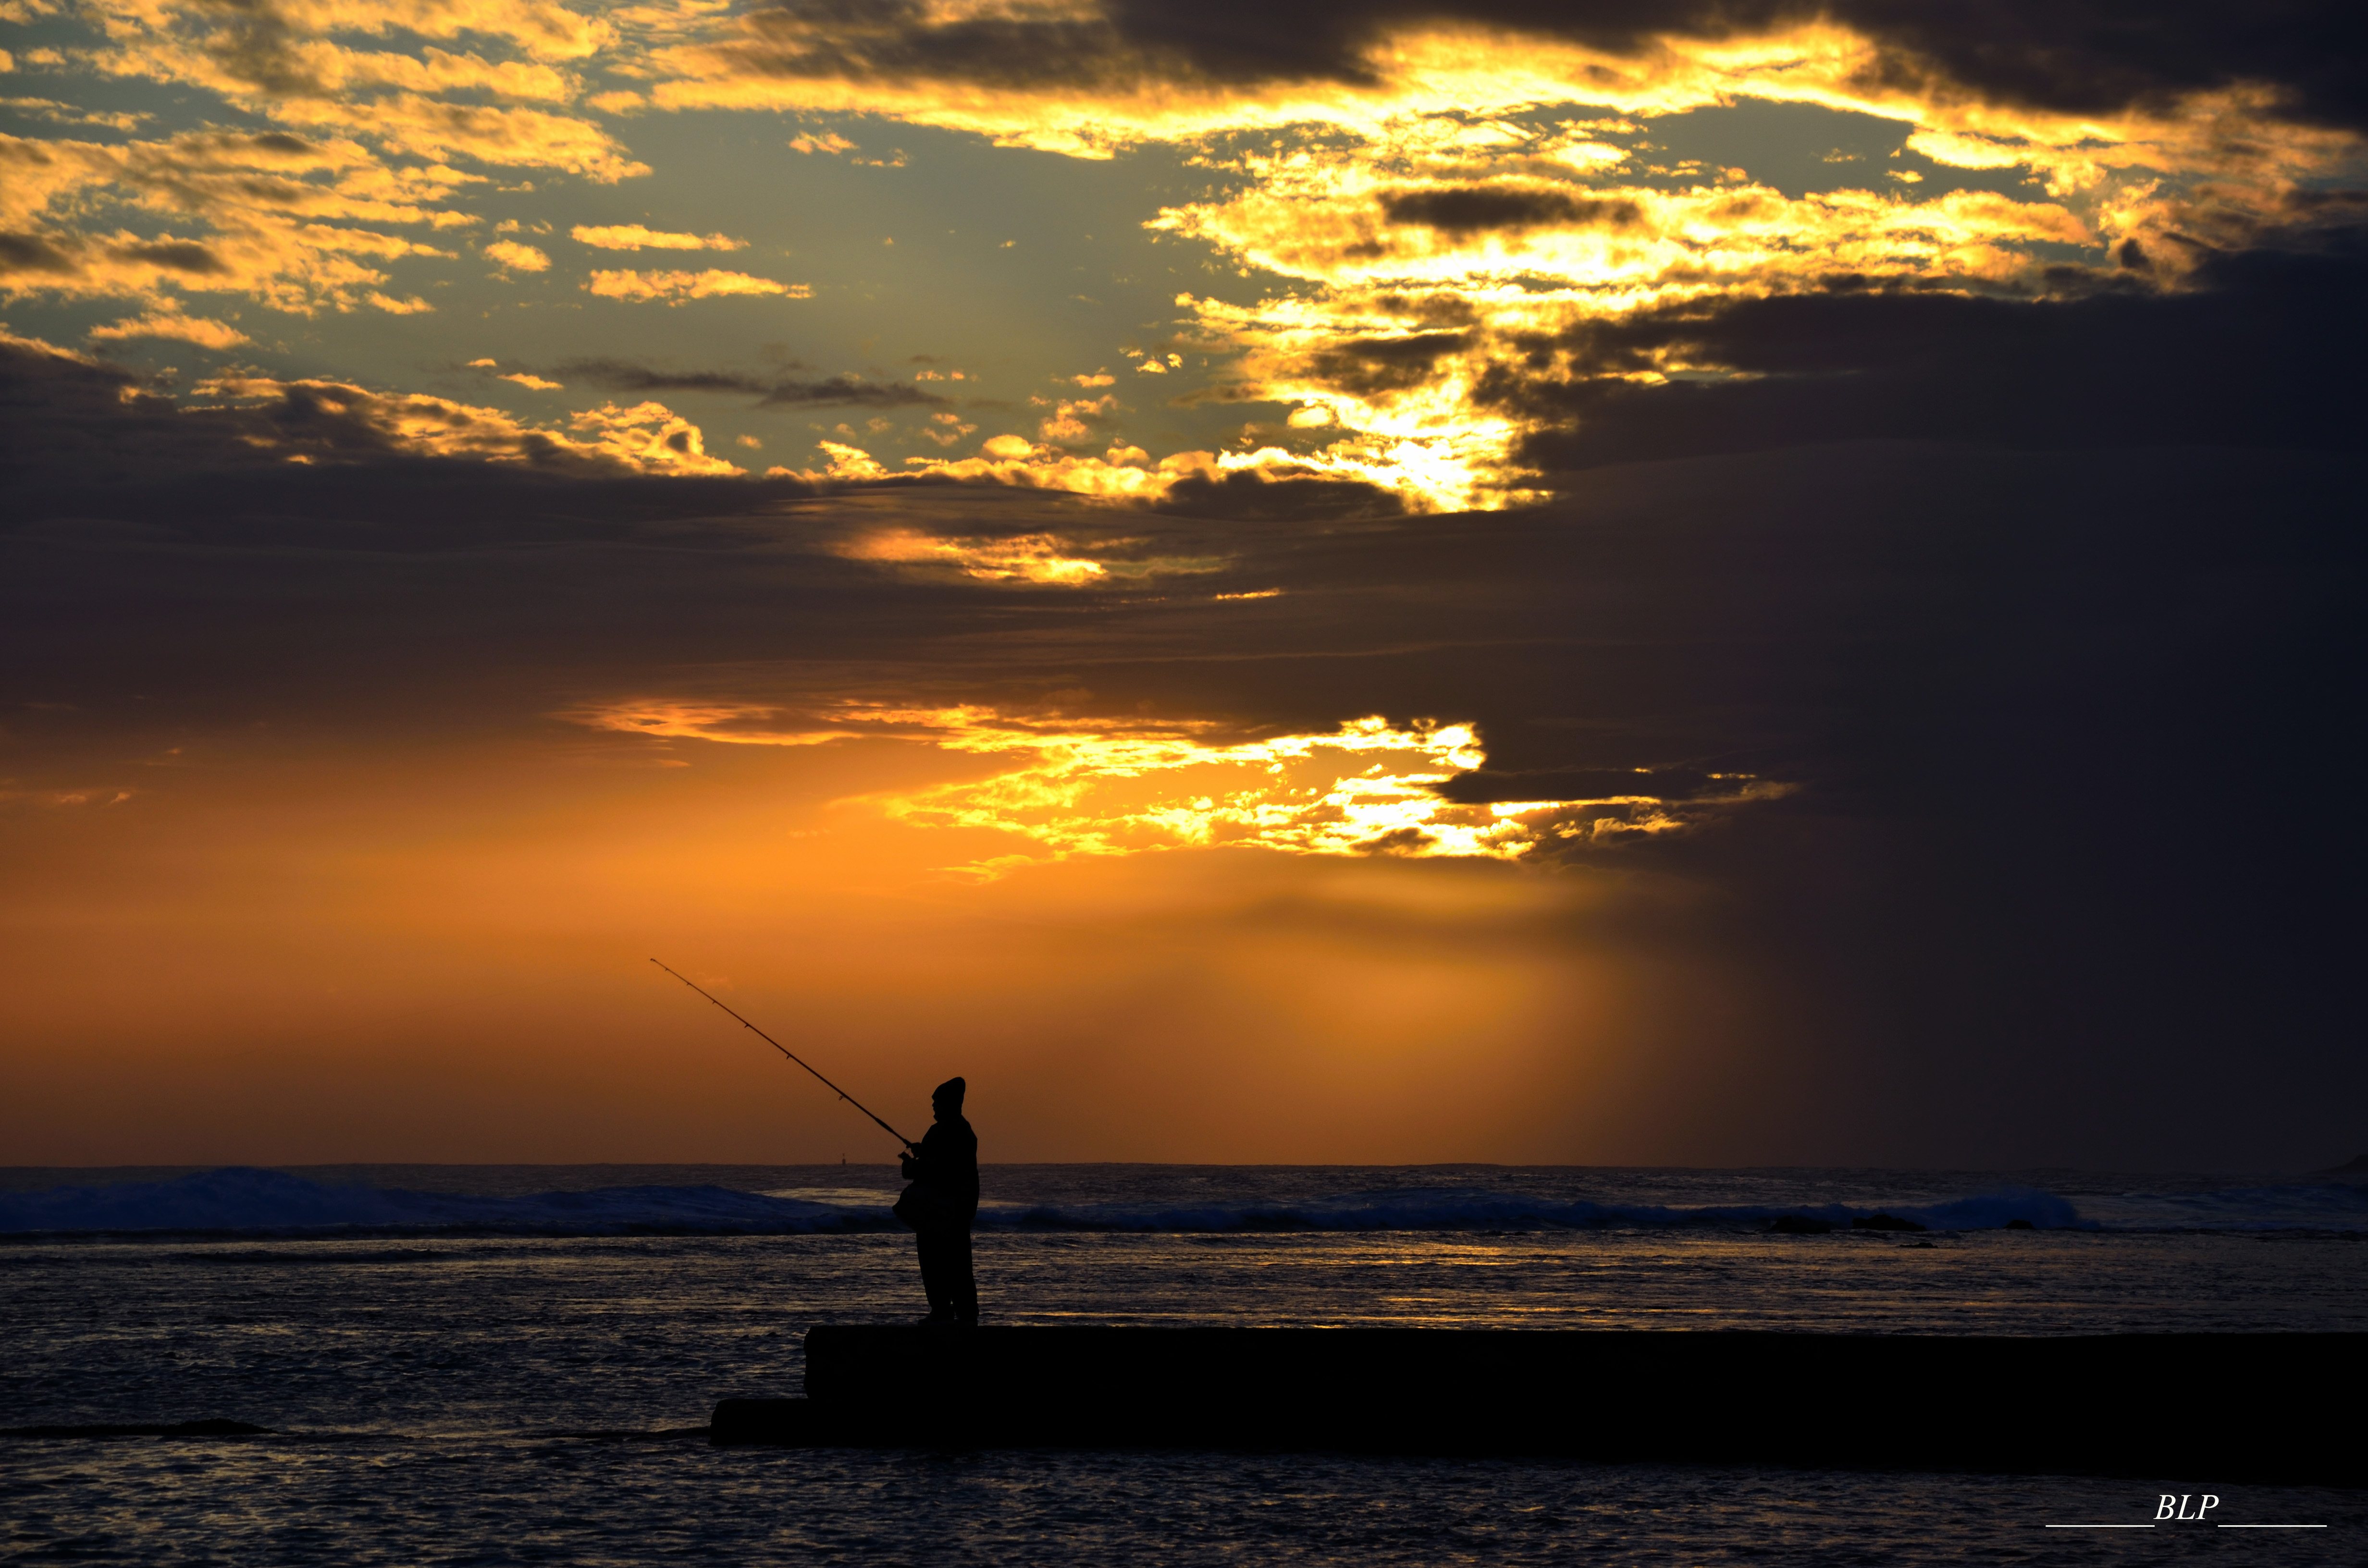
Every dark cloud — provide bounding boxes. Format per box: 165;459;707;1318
722;0;2368;130
0;337;796;486
1370;293;1482;328
0;233;231;280
1476;239;2368;474
732;0;1318;92
1151;469;1405;520
108;240;229;275
756;375;948;408
552;359;775;395
1381;186;1641;233
1166;381;1276;407
1432;767;1722;804
1298;331;1471;395
169;2;346;100
0;233;77;275
1;339;224;482
1835;0;2368;132
545;360;949;407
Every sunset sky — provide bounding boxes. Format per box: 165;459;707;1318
4;0;2362;1168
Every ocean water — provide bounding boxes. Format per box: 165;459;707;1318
5;1164;2363;1564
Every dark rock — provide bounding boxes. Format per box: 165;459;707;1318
2005;1218;2037;1230
1768;1214;1832;1234
1850;1213;1929;1232
2311;1153;2368;1176
708;1325;2366;1483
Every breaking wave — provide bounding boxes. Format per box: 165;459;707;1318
0;1169;882;1239
4;1168;2361;1240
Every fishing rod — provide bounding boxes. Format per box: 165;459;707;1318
650;959;914;1152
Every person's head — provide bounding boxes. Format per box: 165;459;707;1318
932;1077;965;1121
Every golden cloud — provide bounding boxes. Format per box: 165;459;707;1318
266;95;649;182
566;699;859;748
99;0;612;69
11;0;2353;521
569;699;1775;875
650;15;1769;156
585;266;809;301
0;128;482;312
629;11;2359;513
1153;171;2090;294
87;302;250;347
774;429;1445;510
895;438;1198;500
1125;164;2110;507
645;12;2351;184
917;410;978;447
565;397;742;472
184;370;742;474
0;96;151;131
0;220;455;317
99;35;580;105
70;0;649;198
483;237;549;270
1036;391;1117;444
569;222;746;249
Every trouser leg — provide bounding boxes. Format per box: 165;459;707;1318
914;1225;974;1318
947;1227;976;1320
916;1227;949;1312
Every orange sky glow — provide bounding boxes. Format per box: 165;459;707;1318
4;724;1779;1164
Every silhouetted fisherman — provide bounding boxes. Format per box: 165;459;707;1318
893;1077;979;1324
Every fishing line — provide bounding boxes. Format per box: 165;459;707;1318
650;958;914;1151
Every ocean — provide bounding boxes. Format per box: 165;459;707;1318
5;1164;2362;1563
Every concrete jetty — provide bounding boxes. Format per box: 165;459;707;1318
710;1327;2356;1480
